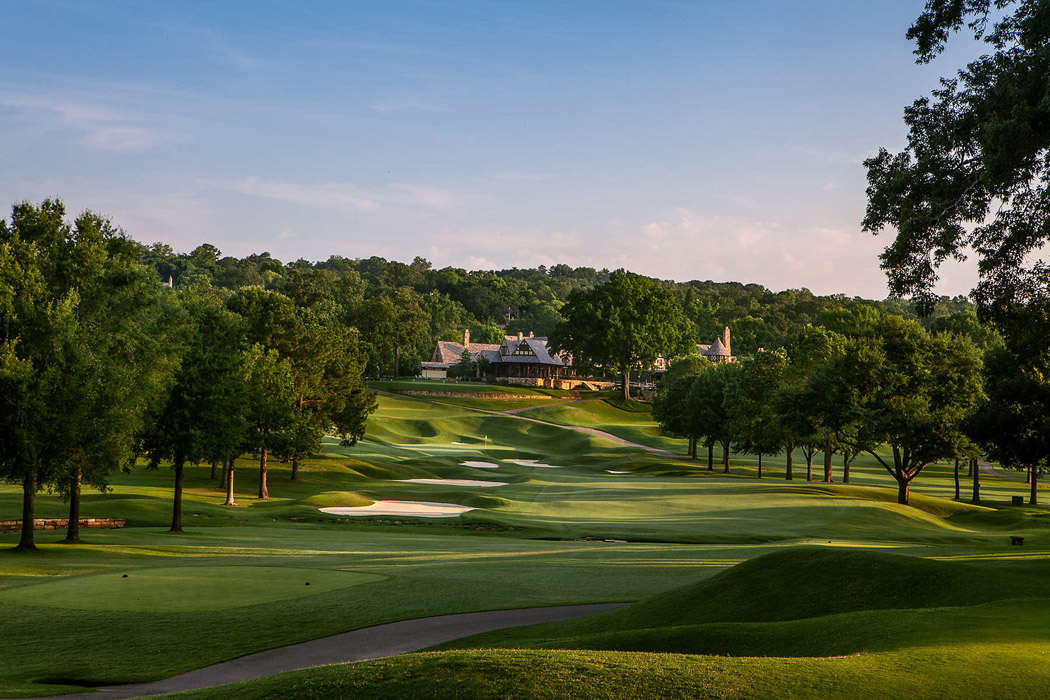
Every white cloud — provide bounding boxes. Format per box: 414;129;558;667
227;177;468;213
0;93;176;152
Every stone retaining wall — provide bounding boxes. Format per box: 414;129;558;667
0;518;126;534
395;390;558;400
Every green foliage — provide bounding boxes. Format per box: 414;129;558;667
850;316;985;503
864;0;1050;316
553;269;693;399
0;199;180;548
725;349;788;467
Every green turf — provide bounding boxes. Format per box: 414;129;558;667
160;642;1050;700
0;566;385;612
441;548;1050;653
1;391;1049;698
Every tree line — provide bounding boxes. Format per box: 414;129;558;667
653;304;1048;507
0;200;376;550
134;239;975;378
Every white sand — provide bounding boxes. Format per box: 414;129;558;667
506;459;563;468
321;501;475;517
451;441;470;445
462;461;500;469
395;478;507;487
606;470;632;474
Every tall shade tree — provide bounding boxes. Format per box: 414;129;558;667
0;200;178;549
553;269;693;400
726;349;789;478
687;363;741;473
849;317;984;505
971;334;1050;505
356;289;429;377
779;325;847;482
282;314;376;481
652;356;709;459
863;0;1050;317
243;345;295;499
140;283;248;532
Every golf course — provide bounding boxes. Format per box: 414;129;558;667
2;385;1049;699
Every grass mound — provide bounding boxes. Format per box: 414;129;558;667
555;547;1050;624
442;547;1050;655
159;644;1050;700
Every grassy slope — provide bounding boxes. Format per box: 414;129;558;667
167;550;1050;699
160;642;1050;700
2;393;1050;697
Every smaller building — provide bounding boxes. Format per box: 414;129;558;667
420;330;501;380
697;327;734;363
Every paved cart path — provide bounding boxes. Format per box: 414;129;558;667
8;603;623;700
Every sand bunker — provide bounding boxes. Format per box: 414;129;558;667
451;441;470;445
462;461;500;469
606;470;632;474
321;501;475;517
506;459;562;468
395;478;507;487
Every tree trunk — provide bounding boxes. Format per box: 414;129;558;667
843;454;852;484
971;458;980;504
953;458;960;500
259;448;269;499
707;441;714;470
1030;465;1038;506
220;460;230;490
806;448;814;482
210;461;218;480
722;441;730;473
823;443;833;483
291;458;300;482
225;461;237;506
17;465;38;551
64;467;82;543
785;447;793;481
1026;466;1032;484
897;477;910;505
622;368;630;401
170;458;185;533
966;459;973;477
757;453;763;479
394;346;400;378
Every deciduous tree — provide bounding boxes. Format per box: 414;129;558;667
553;269;693;401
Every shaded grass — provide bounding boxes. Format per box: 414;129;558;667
161;642;1050;700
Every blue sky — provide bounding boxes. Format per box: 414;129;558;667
0;1;988;298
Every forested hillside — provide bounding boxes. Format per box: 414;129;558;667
138;242;977;376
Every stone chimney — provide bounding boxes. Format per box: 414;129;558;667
463;329;470;349
528;331;534;337
723;326;731;356
517;331;523;342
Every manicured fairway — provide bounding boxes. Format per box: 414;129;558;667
1;391;1049;698
0;566;384;612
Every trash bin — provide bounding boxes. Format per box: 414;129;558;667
1012;495;1024;505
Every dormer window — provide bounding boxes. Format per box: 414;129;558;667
513;342;535;356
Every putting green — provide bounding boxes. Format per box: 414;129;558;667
0;566;386;612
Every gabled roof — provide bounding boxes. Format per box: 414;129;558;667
707;338;729;356
489;336;568;366
433;340;501;364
